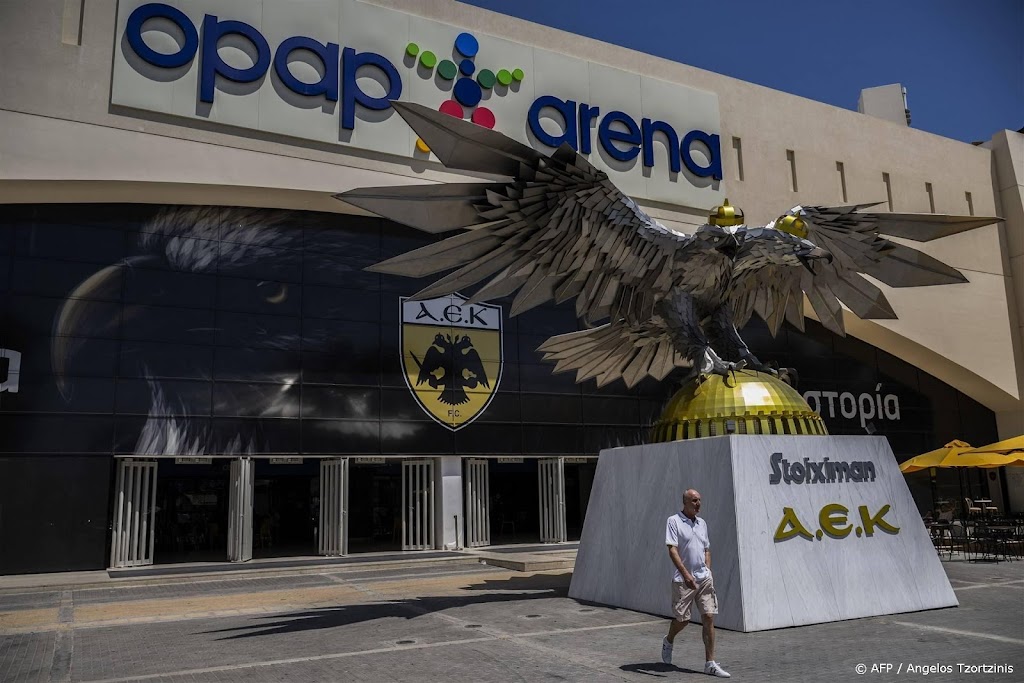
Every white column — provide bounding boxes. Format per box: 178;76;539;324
435;456;464;549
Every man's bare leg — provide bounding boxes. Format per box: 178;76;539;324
667;617;687;643
702;615;716;661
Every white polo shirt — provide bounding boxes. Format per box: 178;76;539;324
665;512;711;583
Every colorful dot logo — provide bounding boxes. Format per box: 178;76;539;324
405;32;525;153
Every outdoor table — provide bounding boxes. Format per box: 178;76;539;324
970;525;1016;562
984;526;1019;560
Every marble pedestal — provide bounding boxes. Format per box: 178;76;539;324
568;435;956;632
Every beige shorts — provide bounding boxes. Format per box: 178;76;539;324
671;575;718;621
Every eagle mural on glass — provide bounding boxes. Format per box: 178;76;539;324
340;102;999;389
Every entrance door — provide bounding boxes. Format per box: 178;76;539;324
402;459;435;550
228;457;254;562
464;459;490;547
564;459;598;541
319;458;348;556
110;459;157;568
538;457;567;543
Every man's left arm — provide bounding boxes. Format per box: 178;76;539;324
704;523;711;571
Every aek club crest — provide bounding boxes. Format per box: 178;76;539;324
400;294;503;430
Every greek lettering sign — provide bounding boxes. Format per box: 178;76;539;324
765;449;898;544
802;384;901;430
773;503;900;542
400;294;502;431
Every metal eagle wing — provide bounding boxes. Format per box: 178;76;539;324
738;203;1001;336
337;101;694;329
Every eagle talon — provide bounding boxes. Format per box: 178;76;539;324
743;357;777;375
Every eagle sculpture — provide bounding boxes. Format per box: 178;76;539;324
340;102;999;389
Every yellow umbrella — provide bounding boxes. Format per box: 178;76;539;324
942;450;1024;468
960;434;1024;459
899;440;973;473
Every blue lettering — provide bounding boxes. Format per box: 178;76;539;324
125;3;198;69
681;130;723;180
577;103;600;154
199;14;271;103
121;3;721;186
341;47;402;130
598;110;641;162
527;97;716;178
527;95;578;149
641;118;681;173
274;36;340;101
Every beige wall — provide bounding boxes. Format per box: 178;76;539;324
0;0;1020;423
987;130;1024;436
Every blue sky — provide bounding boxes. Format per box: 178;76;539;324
459;0;1023;143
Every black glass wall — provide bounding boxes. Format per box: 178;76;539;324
0;204;998;572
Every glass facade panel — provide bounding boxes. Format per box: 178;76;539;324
0;203;1001;572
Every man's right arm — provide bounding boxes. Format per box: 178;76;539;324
667;545;696;589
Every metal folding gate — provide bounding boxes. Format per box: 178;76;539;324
227;457;254;562
319;458;348;556
402;459;435;550
110;459;157;568
539;457;567;543
463;458;490;548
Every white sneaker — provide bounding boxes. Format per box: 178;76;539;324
705;661;731;678
661;637;673;664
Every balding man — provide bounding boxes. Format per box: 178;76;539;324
661;489;730;678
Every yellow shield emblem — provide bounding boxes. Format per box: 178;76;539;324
400;294;503;431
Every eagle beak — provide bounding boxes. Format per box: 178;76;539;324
52;255;156;396
804;246;832;262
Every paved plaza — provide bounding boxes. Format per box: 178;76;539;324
1;554;1021;683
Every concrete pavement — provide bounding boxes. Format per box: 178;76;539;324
1;555;1021;682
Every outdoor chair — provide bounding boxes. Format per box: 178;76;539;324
949;522;968;557
1012;526;1024;560
968;524;1006;563
985;526;1014;562
929;520;953;560
964;498;982;518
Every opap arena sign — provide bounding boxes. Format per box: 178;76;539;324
111;0;724;206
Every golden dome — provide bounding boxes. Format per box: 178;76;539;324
708;198;744;227
651;371;828;442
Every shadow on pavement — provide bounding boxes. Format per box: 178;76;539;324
202;572;567;640
620;663;703;677
460;572;570;593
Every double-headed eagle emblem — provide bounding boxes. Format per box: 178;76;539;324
341;102;998;389
413;332;490;406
